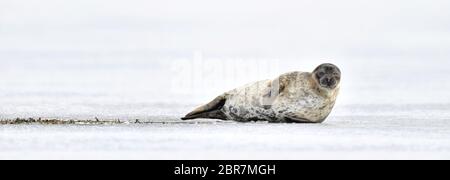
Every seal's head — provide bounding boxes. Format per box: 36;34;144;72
312;63;341;90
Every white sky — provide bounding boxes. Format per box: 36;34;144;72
1;0;450;59
1;0;450;108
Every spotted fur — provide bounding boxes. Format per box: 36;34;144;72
182;64;341;123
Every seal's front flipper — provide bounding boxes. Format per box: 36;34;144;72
284;115;317;123
181;95;227;120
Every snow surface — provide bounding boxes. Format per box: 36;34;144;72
1;112;450;160
1;69;449;160
1;0;450;159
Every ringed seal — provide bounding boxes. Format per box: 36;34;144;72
182;63;341;123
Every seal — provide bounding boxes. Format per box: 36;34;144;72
182;63;341;123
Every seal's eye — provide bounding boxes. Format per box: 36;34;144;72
316;72;325;80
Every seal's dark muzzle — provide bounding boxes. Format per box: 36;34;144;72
320;76;337;89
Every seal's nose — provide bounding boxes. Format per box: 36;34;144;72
321;77;335;87
328;78;336;86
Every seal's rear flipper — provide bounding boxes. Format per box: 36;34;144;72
181;95;227;120
181;110;227;120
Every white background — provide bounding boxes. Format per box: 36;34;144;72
0;0;450;159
